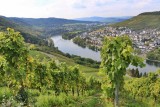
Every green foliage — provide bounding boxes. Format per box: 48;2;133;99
0;28;38;105
0;55;7;82
127;68;142;78
21;32;47;45
80;97;98;107
0;28;101;106
88;45;100;51
0;28;29;95
29;50;51;61
35;93;73;107
0;56;7;68
28;89;40;97
70;55;100;68
34;44;62;55
87;76;101;92
100;36;144;106
34;60;49;92
0;87;12;103
147;48;160;61
123;70;160;106
62;31;81;40
73;36;86;48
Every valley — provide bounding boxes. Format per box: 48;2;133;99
0;11;160;107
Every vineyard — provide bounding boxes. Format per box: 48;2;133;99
0;28;160;107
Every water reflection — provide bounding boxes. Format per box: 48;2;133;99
146;60;160;67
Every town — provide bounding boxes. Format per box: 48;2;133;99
76;26;160;53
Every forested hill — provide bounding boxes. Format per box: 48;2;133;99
0;16;18;29
0;16;48;44
9;17;92;27
0;16;45;37
0;16;92;33
111;11;160;30
0;16;93;44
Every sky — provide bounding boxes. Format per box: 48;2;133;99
0;0;159;19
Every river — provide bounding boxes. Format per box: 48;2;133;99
51;35;160;73
52;35;101;61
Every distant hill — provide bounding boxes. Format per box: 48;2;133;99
0;16;93;30
0;16;48;44
0;16;92;33
0;16;41;36
0;16;17;29
10;17;92;27
0;16;92;44
74;16;132;23
111;11;160;30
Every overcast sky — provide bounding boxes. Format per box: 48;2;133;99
0;0;159;19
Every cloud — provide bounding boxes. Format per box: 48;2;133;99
0;0;159;18
129;0;152;8
72;3;86;9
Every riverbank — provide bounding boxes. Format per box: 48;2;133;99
146;58;160;63
51;35;160;73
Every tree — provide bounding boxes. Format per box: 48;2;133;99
100;36;144;107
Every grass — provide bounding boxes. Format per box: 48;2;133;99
35;94;71;107
29;50;50;61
